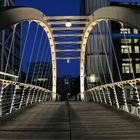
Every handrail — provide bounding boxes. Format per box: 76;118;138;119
82;78;140;117
0;79;58;117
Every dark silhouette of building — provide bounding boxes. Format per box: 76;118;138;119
57;75;80;100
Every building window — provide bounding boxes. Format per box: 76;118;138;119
120;28;130;34
122;63;132;73
134;46;140;53
136;64;140;73
134;39;139;43
121;39;131;44
122;58;132;62
64;79;69;85
135;58;140;61
133;29;138;34
121;45;132;53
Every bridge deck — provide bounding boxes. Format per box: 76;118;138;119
0;102;140;140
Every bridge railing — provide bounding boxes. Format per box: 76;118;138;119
82;78;140;117
0;79;59;117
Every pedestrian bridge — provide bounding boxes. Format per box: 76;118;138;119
0;102;140;140
0;6;140;139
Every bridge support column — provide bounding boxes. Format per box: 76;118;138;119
51;93;57;101
80;93;86;101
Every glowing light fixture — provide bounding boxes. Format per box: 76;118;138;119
67;59;70;63
65;20;72;28
88;74;96;83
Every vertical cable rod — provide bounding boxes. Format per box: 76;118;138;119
30;30;44;85
25;24;39;83
4;24;17;79
17;21;32;81
97;22;119;108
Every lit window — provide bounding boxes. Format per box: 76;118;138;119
136;64;140;73
121;45;132;53
122;58;132;62
134;39;139;43
121;39;131;44
135;58;140;61
64;79;69;85
122;63;132;73
134;46;140;53
133;29;138;34
120;28;130;34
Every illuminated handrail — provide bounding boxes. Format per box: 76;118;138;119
0;71;18;79
0;79;59;117
82;78;140;117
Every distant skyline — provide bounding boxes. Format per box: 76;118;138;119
14;0;81;77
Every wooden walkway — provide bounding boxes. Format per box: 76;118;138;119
0;102;140;140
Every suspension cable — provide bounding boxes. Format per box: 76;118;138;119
34;37;48;86
44;53;51;89
30;30;44;85
25;23;39;83
17;21;32;81
38;42;51;88
105;20;122;81
97;23;114;83
4;24;17;79
93;31;107;85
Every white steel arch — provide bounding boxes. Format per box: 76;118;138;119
0;7;57;100
80;6;140;101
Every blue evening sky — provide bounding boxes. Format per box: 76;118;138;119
14;0;81;77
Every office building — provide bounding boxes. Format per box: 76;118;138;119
57;75;80;100
81;0;140;89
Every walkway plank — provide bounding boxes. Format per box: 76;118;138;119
0;102;140;140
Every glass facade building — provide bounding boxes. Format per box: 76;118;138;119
81;0;140;89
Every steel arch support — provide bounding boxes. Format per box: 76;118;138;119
0;7;57;100
80;6;140;100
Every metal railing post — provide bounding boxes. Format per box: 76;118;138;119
95;90;99;102
19;88;26;109
106;88;112;106
98;90;103;103
91;91;96;102
102;89;107;104
31;89;36;104
26;88;32;106
113;86;120;109
10;85;18;113
0;84;4;116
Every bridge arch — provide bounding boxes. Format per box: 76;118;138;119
0;7;57;100
80;6;140;100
